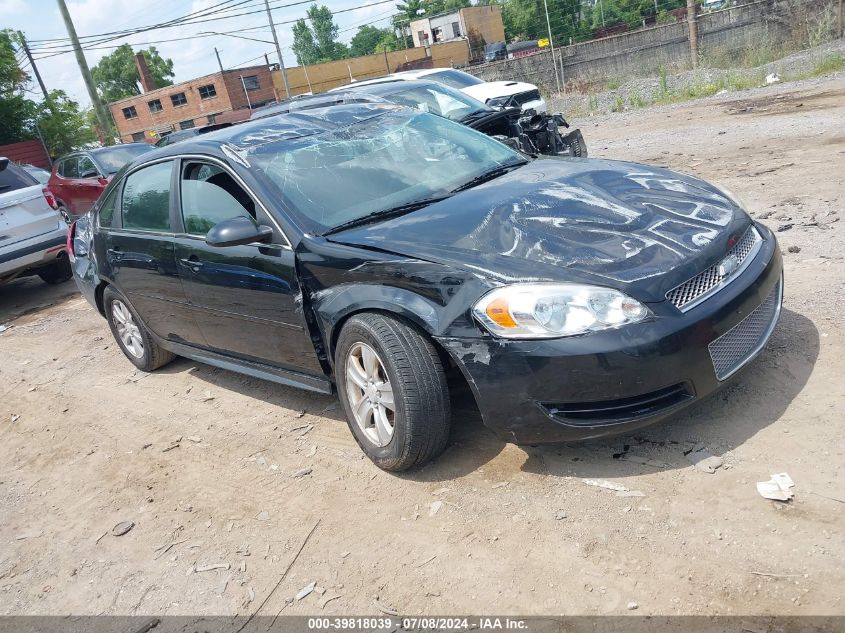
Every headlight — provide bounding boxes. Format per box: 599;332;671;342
486;96;510;108
472;284;649;339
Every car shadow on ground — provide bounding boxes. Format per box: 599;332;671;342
0;277;78;325
409;308;819;483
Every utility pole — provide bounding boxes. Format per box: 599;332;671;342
214;47;224;73
264;0;290;98
686;0;699;68
542;0;562;94
56;0;113;144
16;32;49;100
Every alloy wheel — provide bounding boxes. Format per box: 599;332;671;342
345;342;396;447
112;300;144;359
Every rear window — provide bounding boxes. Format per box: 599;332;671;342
92;144;154;174
0;161;38;193
427;70;485;89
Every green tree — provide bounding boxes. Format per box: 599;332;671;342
350;25;403;57
292;5;348;65
0;29;35;145
91;44;174;103
35;90;95;157
350;25;387;57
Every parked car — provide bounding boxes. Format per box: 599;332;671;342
253;80;586;157
154;123;233;148
484;41;507;62
332;67;546;113
48;144;154;219
70;104;783;471
1;157;71;285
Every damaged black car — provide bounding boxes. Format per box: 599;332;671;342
251;80;587;158
70;103;783;471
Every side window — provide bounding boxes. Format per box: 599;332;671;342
78;156;98;178
180;162;256;236
98;187;119;228
121;162;173;232
63;158;80;178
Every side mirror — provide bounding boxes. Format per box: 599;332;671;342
205;216;273;248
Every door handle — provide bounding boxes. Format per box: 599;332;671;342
107;247;122;260
179;257;204;272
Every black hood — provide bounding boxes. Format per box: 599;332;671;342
327;157;752;302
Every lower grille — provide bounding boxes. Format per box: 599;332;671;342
542;383;693;426
708;279;782;381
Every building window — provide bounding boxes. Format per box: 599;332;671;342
452;22;461;38
418;30;428;44
170;92;188;107
148;99;163;113
122;106;138;120
131;132;146;142
198;84;217;99
179;119;195;130
206;114;217;124
241;75;260;91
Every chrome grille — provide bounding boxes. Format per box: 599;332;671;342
708;280;782;381
667;226;762;311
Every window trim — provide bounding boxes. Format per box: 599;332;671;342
108;157;178;236
198;84;217;100
122;105;138;120
174;155;291;248
108;154;291;248
148;98;163;113
170;92;188;107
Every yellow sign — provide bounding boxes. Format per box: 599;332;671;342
538;38;550;48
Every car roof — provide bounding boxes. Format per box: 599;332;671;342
133;102;401;161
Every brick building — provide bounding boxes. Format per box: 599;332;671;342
409;5;505;54
108;55;277;143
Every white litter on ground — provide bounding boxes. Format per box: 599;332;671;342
757;473;795;501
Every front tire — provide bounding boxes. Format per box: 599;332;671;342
103;286;175;372
335;313;450;472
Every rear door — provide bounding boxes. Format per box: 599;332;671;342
104;159;204;345
172;158;323;375
0;160;58;248
76;154;107;213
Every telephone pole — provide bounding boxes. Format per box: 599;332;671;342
542;0;562;94
686;0;699;68
16;32;49;100
56;0;113;144
214;47;224;73
264;0;290;98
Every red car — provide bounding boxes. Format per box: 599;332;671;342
48;144;153;219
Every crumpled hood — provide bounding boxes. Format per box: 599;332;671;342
328;157;752;302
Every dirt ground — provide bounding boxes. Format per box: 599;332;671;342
1;75;843;618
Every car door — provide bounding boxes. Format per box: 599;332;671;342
103;159;205;345
172;158;323;375
51;156;78;214
76;154;107;213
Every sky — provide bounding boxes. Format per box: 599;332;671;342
1;0;399;107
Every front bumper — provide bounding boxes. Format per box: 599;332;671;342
436;227;783;444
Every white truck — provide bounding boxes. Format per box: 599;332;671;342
0;157;71;286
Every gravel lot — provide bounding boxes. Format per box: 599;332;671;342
1;75;843;618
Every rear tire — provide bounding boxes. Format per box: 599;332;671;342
38;254;72;284
103;286;175;372
335;313;450;472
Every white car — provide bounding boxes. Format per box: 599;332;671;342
333;68;546;113
0;158;71;286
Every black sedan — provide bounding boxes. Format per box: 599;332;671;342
69;103;783;471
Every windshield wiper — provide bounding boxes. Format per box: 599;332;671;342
322;195;451;236
450;162;527;194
